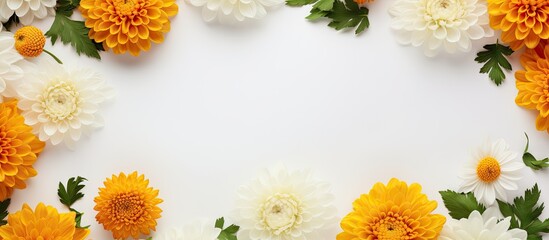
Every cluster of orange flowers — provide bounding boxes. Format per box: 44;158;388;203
487;0;549;133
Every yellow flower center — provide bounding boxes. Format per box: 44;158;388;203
40;81;81;122
372;212;417;239
14;26;45;58
476;157;501;183
109;191;146;224
260;193;303;235
113;0;140;16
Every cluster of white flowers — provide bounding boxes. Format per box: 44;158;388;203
0;0;55;26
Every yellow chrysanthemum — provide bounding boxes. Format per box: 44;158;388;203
0;99;45;201
95;171;163;239
79;0;178;56
487;0;549;50
337;178;446;240
0;203;90;239
515;43;549;132
14;26;46;57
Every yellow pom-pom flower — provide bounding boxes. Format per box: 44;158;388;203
0;203;90;239
14;26;46;58
0;99;45;201
337;178;446;240
79;0;178;56
94;171;163;239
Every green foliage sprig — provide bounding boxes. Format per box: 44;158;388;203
287;0;369;35
439;190;486;219
0;199;10;226
215;217;240;240
523;133;549;170
475;41;514;86
58;176;90;229
46;0;103;59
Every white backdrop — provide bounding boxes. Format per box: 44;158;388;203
12;0;549;238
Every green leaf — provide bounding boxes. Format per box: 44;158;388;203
70;207;90;229
522;133;549;170
312;0;335;11
46;14;102;59
325;0;369;34
439;190;486;219
306;8;329;20
286;0;318;6
58;176;87;208
0;199;10;226
475;42;514;86
216;217;240;240
498;184;549;239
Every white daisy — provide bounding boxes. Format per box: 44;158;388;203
234;165;337;240
186;0;283;23
156;219;221;240
0;31;28;102
439;208;527;240
388;0;493;56
459;139;523;206
0;0;55;25
17;59;115;148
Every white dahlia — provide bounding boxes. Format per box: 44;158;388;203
186;0;283;23
459;139;523;206
0;0;55;25
156;220;221;240
0;31;27;102
388;0;493;56
234;165;337;240
17;59;115;148
439;208;527;240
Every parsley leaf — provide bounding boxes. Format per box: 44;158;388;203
523;133;549;170
46;14;102;59
439;190;486;219
58;176;87;207
497;184;549;239
325;0;369;34
216;217;239;240
286;0;318;7
475;42;514;86
0;199;10;226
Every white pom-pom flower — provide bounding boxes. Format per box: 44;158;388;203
0;0;55;25
17;59;115;148
234;165;337;240
156;219;221;240
186;0;283;24
459;139;523;206
388;0;493;56
0;31;28;102
439;208;527;240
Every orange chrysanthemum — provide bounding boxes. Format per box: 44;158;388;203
337;178;446;240
0;203;90;239
79;0;178;56
94;171;163;239
0;99;45;201
14;26;46;57
488;0;549;50
515;44;549;133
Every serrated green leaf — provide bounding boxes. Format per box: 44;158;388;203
216;217;240;240
324;0;369;34
58;176;87;208
0;199;10;226
475;42;514;86
46;14;102;59
498;184;549;239
522;133;549;170
286;0;318;6
439;190;486;219
215;217;225;229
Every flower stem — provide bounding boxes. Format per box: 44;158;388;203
43;49;63;64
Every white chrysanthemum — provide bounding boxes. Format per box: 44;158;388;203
459;139;523;206
17;59;115;148
234;165;337;240
186;0;283;23
156;220;221;240
0;0;55;25
440;208;527;240
0;31;28;102
388;0;494;56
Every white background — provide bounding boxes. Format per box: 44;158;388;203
12;0;549;238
